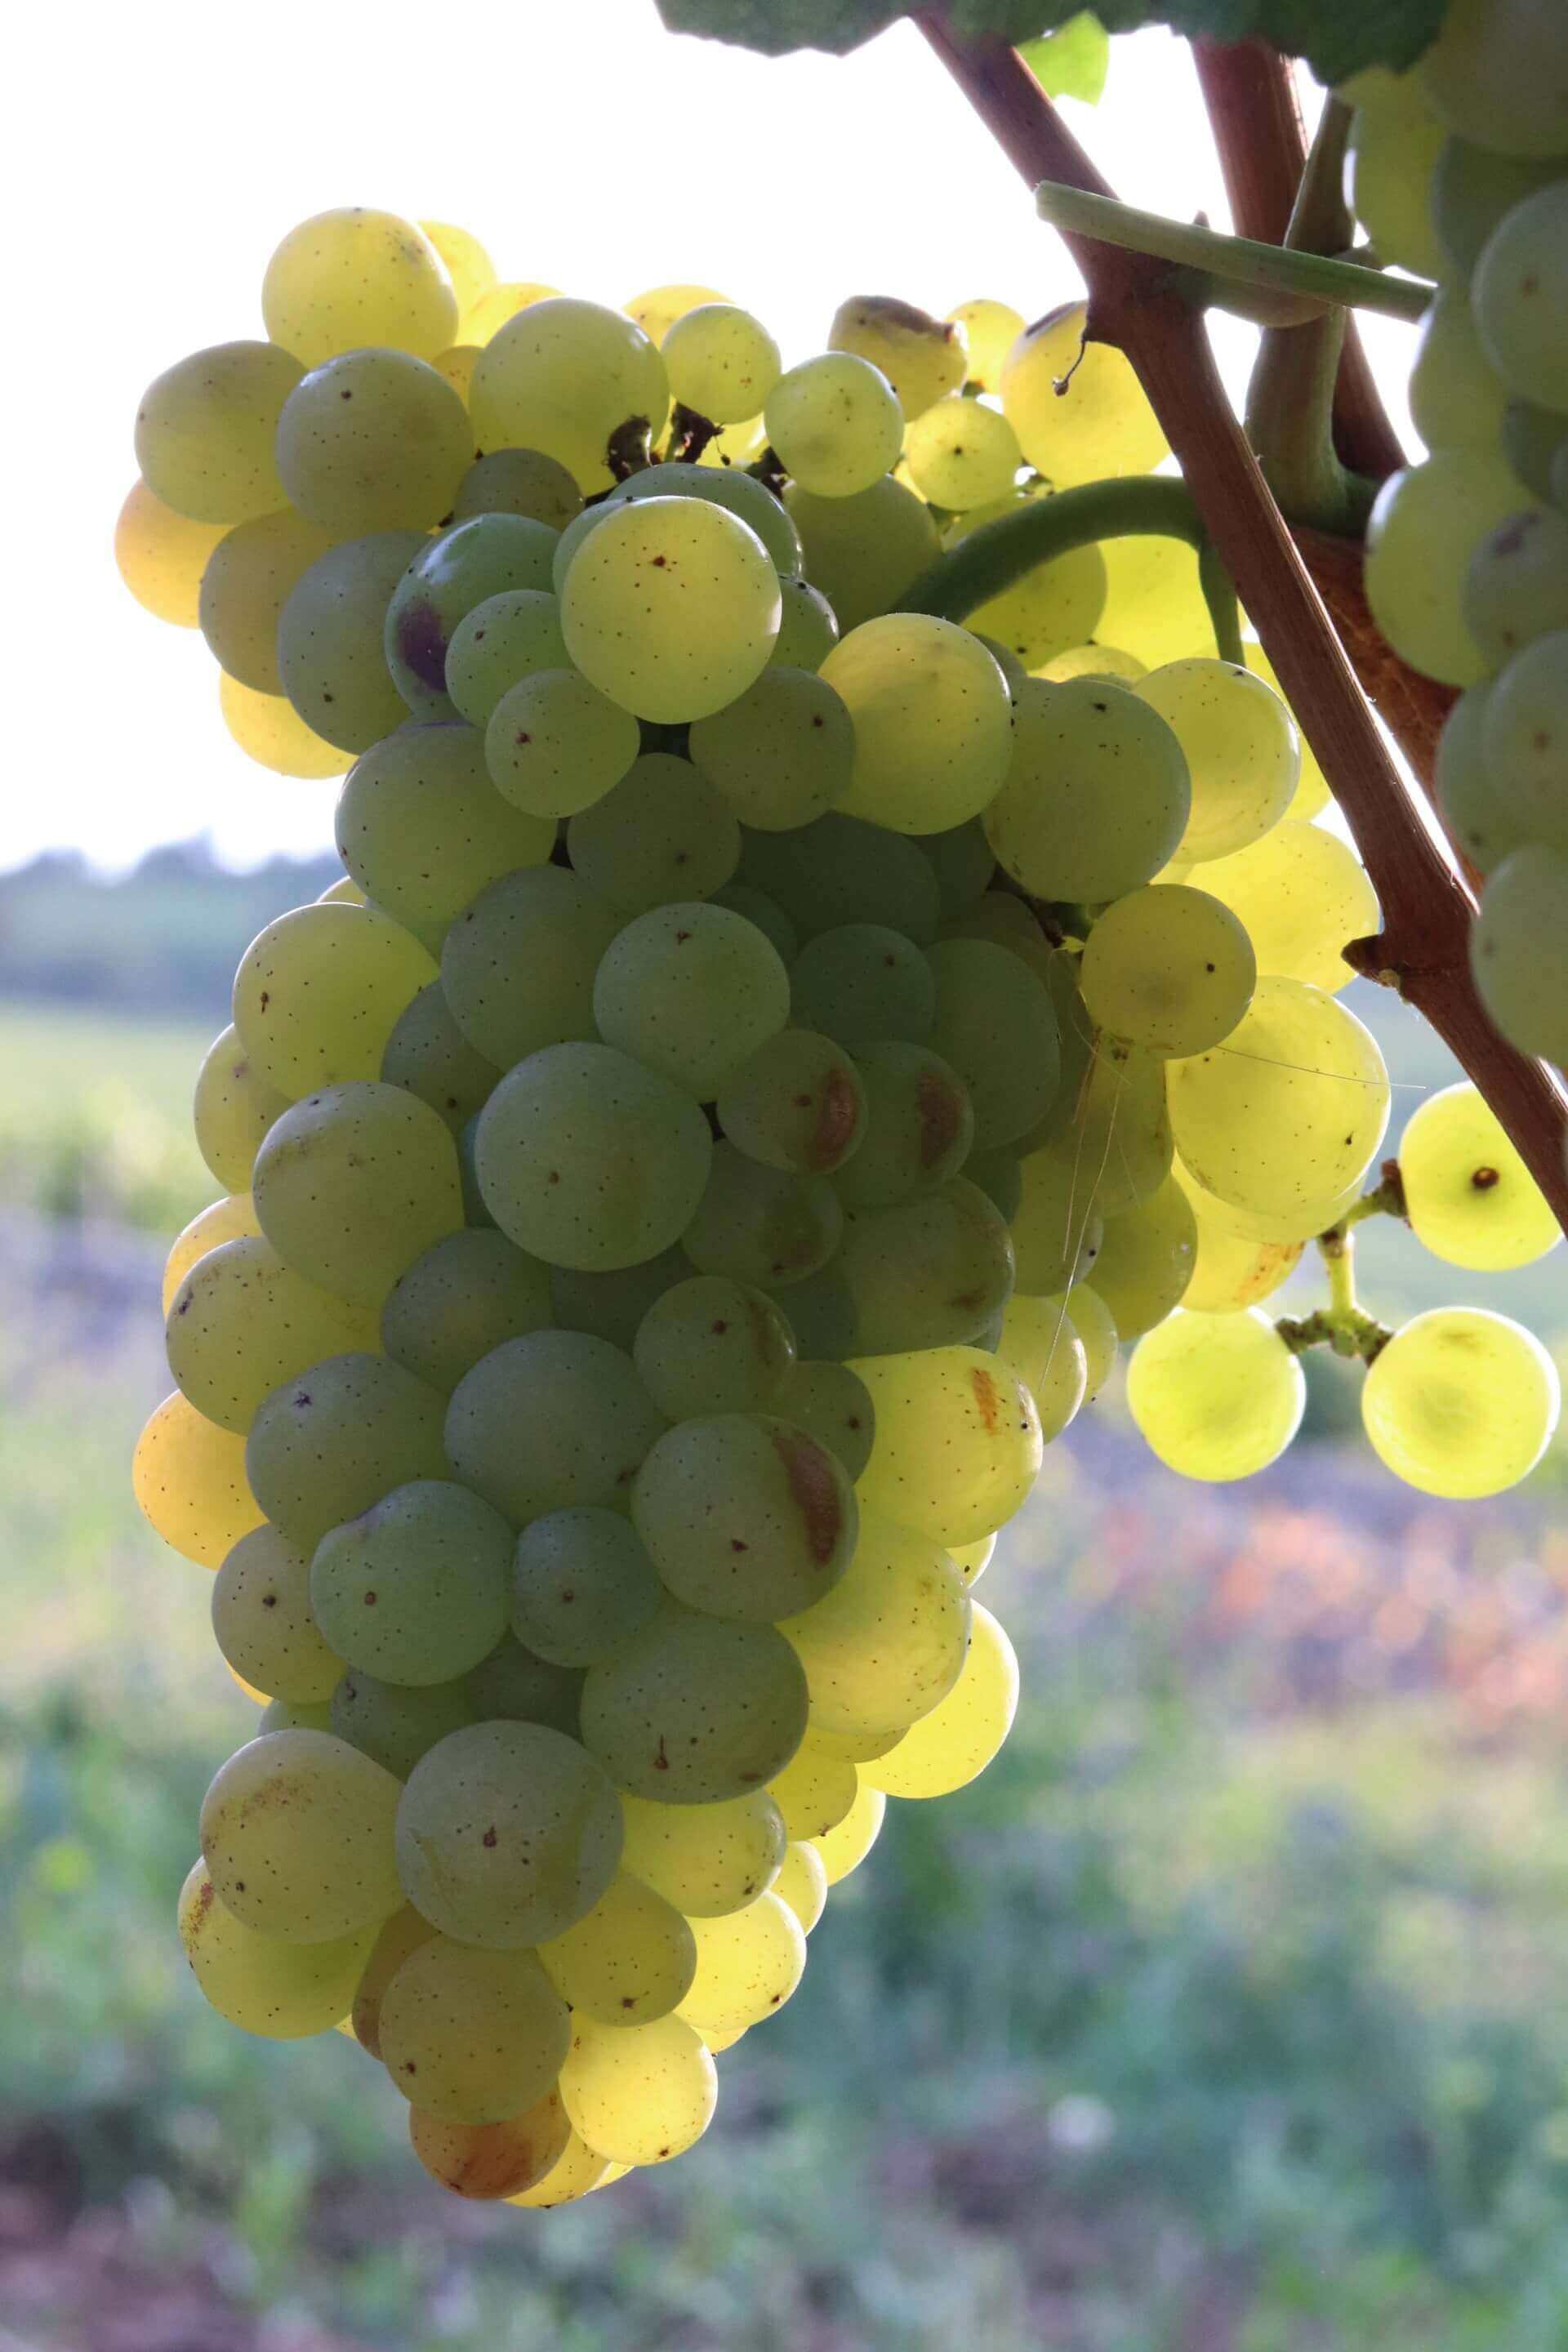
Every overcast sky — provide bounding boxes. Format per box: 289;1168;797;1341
11;0;1414;874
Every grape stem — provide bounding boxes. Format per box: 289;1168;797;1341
914;12;1568;1239
1276;1163;1404;1364
896;475;1243;662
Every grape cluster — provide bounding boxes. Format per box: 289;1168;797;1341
122;203;1558;2207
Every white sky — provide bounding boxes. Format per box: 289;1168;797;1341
9;0;1416;875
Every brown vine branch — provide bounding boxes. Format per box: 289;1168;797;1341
915;14;1568;1235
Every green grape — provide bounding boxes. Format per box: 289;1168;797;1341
985;679;1191;902
463;1637;584;1740
1464;510;1568;669
785;476;941;631
601;462;804;579
941;891;1054;988
768;1265;857;1361
562;498;780;724
317;878;367;906
115;479;228;626
996;1293;1086;1437
484;668;641;819
198;510;335;693
470;297;670;494
511;1508;664;1669
434;345;479;400
1127;1307;1304;1481
820;614;1013;835
474;1044;714;1271
593;902;790;1098
1167;976;1389;1223
263;208;458;364
946;299;1024;394
211;1523;342;1705
385;515;560;717
178;1861;375;2040
766;1733;859;1839
550;1249;692;1353
134;341;301;523
443;866;618;1070
395;1721;623;1947
1134;660;1298;863
619;1793;785;1918
253;1080;462;1307
311;1481;512;1685
1001;303;1168;485
715;1030;867;1176
964;1147;1023;1224
1401;1081;1559;1271
163;1192;262;1314
1471;844;1568;1066
679;1892;806;2034
661;303;781;423
1080;884;1256;1057
1409;288;1509;451
739;814;941;943
451;449;584;531
1419;0;1568;158
410;2090;573;2201
166;1235;378;1431
970;632;1027;697
851;1346;1042;1547
1362;1308;1560;1498
811;1775;885;1884
1174;1156;1363;1247
133;1390;264;1569
1040;643;1144;685
688;667;854;831
927;937;1060;1149
924;820;996;919
1009;1144;1104;1296
791;924;935;1046
632;1414;856;1620
828;295;965;419
219;682;353;782
276;350;471;535
776;1361;875;1481
633;1275;795;1420
247;1350;450;1553
278;531;427;751
777;1507;969;1739
333;1669;476;1777
904;394;1021;509
561;2012;716;2165
1095;532;1215;670
626;283;733;347
1365;452;1535;688
1431;138;1562;276
199;1727;402;1940
580;1598;808;1802
1504;399;1568;501
1183;822;1378;996
862;1602;1019;1800
1170;1163;1303;1313
1435;685;1524;876
1027;1027;1173;1217
419;218;495;323
1088;1174;1197;1339
260;1698;335;1735
833;1043;974;1210
379;1936;571;2122
842;1178;1014;1354
381;982;500;1136
466;279;565;342
773;1841;828;1935
764;353;902;497
1347;74;1446;276
508;2128;616;2207
445;590;569;726
445;1330;668;1526
381;1229;553;1395
770;577;840;671
683;1142;844;1287
942;488;1111;670
566;754;742;918
1481;630;1568;850
540;1872;697;2026
337;724;553;951
1056;1281;1118;1396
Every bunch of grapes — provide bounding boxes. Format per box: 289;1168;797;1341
121;202;1558;2207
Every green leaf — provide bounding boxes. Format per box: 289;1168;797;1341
1018;13;1110;103
655;0;1449;83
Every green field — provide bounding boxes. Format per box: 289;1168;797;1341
0;999;214;1232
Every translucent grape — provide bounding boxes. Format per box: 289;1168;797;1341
687;667;855;832
765;353;902;497
771;577;840;671
442;866;617;1071
1135;660;1298;862
475;1045;714;1271
1001;303;1168;485
1080;885;1255;1058
445;1330;668;1526
198;510;334;693
683;1142;843;1288
811;1777;885;1884
985;679;1190;902
945;299;1024;394
1348;76;1447;278
1399;1081;1560;1272
566;755;742;919
834;1043;974;1210
211;1522;342;1705
1470;845;1568;1066
560;2013;716;2165
253;1080;462;1307
444;590;569;726
1171;1165;1303;1313
178;1862;375;2040
354;1903;442;2053
662;303;781;422
1028;1027;1173;1218
1056;1281;1118;1396
220;674;354;781
1237;644;1329;822
1365;452;1535;688
941;892;1054;987
378;1936;571;2122
905;395;1021;508
926;937;1060;1149
838;1177;1014;1354
820;615;1013;835
332;1669;475;1778
381;982;500;1137
740;815;941;944
1183;823;1377;996
864;1601;1019;1800
540;1872;697;2026
946;490;1111;670
561;499;779;724
1481;631;1568;853
828;296;965;418
381;1230;553;1396
396;1719;622;1946
1127;1308;1305;1481
311;1481;512;1685
199;1727;402;1940
777;1507;969;1741
601;461;804;579
679;1893;805;2034
790;925;934;1048
1431;138;1562;276
773;1841;829;1934
1167;977;1389;1223
715;1031;866;1177
1409;287;1509;452
469;298;669;493
433;345;479;400
850;1346;1042;1547
134;341;301;523
1009;1145;1104;1296
452;449;583;531
1419;0;1568;159
786;475;941;631
1435;685;1526;876
466;281;564;343
1087;1174;1197;1339
1361;1309;1560;1499
247;1350;450;1552
1174;1158;1363;1248
581;1599;808;1802
115;479;226;626
419;219;496;326
766;1734;858;1839
1463;509;1568;668
625;283;731;346
163;1192;262;1314
506;2127;615;2207
632;1276;795;1420
1038;642;1146;685
276;350;471;535
133;1390;264;1568
511;1508;664;1669
385;514;560;717
479;667;639;819
262;209;458;365
339;726;552;951
462;1638;583;1740
1096;532;1215;670
410;2091;572;2201
633;1414;856;1621
550;1249;691;1352
1503;399;1568;501
166;1235;377;1430
777;1361;876;1482
277;531;427;751
593;902;790;1100
618;1790;786;1917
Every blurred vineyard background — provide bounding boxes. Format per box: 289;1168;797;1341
4;848;1568;2351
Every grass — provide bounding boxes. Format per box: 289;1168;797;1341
0;999;213;1232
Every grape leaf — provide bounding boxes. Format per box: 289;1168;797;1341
1019;12;1110;102
655;0;1448;82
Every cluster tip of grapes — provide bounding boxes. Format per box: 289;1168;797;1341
118;194;1560;2209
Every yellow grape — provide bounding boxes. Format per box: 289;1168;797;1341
1361;1309;1559;1498
507;2128;616;2207
1241;643;1329;818
539;1873;697;2028
623;283;732;349
466;280;564;345
945;298;1025;394
1171;1162;1303;1312
1001;302;1168;486
418;220;497;326
850;1348;1042;1548
410;2091;571;2201
162;1193;261;1314
178;1861;375;2039
863;1604;1019;1799
828;293;966;419
1127;1308;1305;1481
810;1776;885;1885
133;1391;264;1569
218;674;354;781
1398;1081;1560;1272
679;1892;807;2033
1183;822;1377;997
114;481;225;626
560;2012;717;2166
773;1842;828;1935
262;208;458;365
